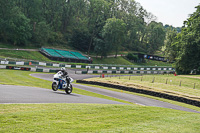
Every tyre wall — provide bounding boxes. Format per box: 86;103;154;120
76;80;200;107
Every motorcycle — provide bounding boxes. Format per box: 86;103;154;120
52;71;74;94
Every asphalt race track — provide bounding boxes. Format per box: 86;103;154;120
30;72;200;114
0;84;125;104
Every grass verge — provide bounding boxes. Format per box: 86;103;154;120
0;49;52;62
93;56;134;65
93;56;172;66
0;104;200;133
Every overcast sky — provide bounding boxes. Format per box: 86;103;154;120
136;0;200;27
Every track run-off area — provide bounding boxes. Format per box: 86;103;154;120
0;68;199;113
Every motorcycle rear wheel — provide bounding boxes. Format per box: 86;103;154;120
65;84;73;94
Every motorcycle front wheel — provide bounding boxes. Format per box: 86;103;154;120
65;84;73;94
52;82;58;91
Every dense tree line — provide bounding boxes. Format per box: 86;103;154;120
0;0;166;57
164;4;200;74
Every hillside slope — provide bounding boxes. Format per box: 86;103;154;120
0;49;171;66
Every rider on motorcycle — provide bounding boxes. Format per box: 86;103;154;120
52;67;73;94
60;67;69;85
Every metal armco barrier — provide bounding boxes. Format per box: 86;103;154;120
0;65;58;73
75;70;174;74
6;66;31;71
0;60;174;71
0;65;174;74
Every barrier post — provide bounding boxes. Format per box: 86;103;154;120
152;77;155;83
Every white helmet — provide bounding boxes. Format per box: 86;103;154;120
61;67;66;72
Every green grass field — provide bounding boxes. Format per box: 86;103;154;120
0;49;52;61
86;56;171;66
93;56;134;65
0;69;200;132
0;104;200;133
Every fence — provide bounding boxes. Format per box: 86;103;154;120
0;60;174;71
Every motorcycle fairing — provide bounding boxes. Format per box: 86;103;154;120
58;79;66;89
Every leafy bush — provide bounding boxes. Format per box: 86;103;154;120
126;53;138;61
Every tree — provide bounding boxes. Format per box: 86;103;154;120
70;29;91;52
0;0;168;55
32;21;51;46
145;21;166;54
87;0;110;55
115;0;145;51
9;13;32;46
173;5;200;74
102;18;126;57
0;0;31;45
163;29;178;62
93;35;110;58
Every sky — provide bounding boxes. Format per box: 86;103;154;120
136;0;200;27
